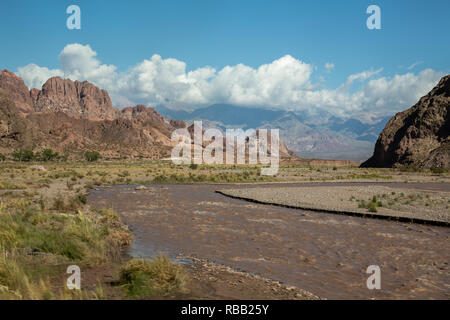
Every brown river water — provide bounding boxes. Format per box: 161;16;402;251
88;182;450;299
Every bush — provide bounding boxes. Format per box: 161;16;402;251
40;149;59;162
367;202;378;212
84;151;100;162
52;196;66;211
12;150;34;162
399;166;421;172
0;154;5;161
430;166;446;174
119;256;186;297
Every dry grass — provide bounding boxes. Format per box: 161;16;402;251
119;256;186;297
0;196;130;299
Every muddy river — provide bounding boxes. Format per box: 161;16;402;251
88;182;449;299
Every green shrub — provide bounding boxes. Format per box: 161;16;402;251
84;151;100;162
367;202;378;212
40;149;59;162
12;150;34;162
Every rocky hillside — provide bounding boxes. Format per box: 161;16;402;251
0;70;295;161
0;70;184;159
362;75;449;169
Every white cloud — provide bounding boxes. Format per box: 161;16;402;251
17;64;63;89
325;62;334;72
345;68;383;86
406;61;423;70
17;44;116;91
205;55;313;106
359;69;442;111
59;43;117;90
15;43;445;120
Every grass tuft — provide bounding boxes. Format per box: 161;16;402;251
119;256;186;297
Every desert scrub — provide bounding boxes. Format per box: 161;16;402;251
430;167;446;174
119;256;186;297
357;197;380;213
0;201;131;299
51;193;88;213
0;206;128;263
351;173;393;180
0;180;26;190
0;254;56;300
152;170;269;184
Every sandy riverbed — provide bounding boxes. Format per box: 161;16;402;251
218;185;450;225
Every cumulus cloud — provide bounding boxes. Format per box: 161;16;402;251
58;44;117;89
17;64;63;89
359;69;442;111
204;55;313;106
17;44;116;91
16;43;445;120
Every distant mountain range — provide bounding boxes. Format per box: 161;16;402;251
156;104;392;162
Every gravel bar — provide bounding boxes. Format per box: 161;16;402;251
217;186;450;226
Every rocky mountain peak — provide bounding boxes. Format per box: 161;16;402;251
33;77;118;121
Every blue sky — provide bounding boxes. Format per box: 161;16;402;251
1;0;449;119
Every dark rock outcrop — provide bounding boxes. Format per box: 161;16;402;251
361;75;449;168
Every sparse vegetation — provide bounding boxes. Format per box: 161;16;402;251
84;151;100;162
0;200;131;299
430;166;446;174
40;149;60;162
12;150;34;162
119;256;186;297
